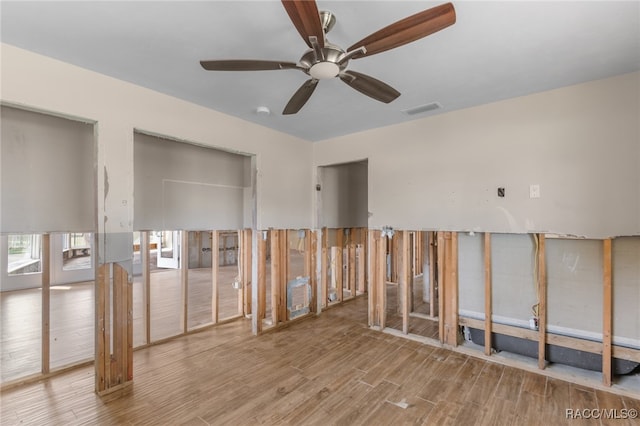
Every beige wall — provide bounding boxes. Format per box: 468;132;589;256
1;44;313;262
3;42;638;246
314;72;640;238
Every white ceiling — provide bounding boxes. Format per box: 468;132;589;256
2;1;639;142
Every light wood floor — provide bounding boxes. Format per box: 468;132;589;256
1;296;638;425
0;265;243;383
385;278;440;340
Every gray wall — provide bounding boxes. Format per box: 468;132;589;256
134;132;250;231
320;160;368;229
612;237;640;345
458;234;640;347
1;106;94;233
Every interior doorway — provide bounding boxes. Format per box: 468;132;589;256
316;160;368;310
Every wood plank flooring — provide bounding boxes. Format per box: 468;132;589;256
1;265;242;383
385;281;440;339
1;296;638;425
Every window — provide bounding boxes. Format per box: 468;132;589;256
62;233;92;271
7;234;41;275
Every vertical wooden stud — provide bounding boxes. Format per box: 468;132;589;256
368;230;378;326
537;234;547;370
240;229;252;317
349;233;356;299
401;231;410;334
603;238;613;386
416;232;423;276
211;231;219;324
309;230;318;313
357;243;365;294
237;230;244;316
142;231;151;345
304;229;312;277
364;228;369;290
257;232;267;332
96;263;109;393
437;231;445;342
270;229;280;325
181;230;188;333
443;232;459;346
280;230;288;321
111;263;121;385
197;231;202;268
428;232;436;318
321;228;328;309
378;232;387;329
336;228;344;302
484;232;492;356
127;263;133;381
41;233;50;374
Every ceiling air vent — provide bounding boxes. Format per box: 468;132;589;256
401;102;442;116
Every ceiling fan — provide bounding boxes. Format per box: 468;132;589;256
200;1;456;115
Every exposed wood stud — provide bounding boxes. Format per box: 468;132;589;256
309;230;318;313
142;231;151;345
321;228;328;309
241;229;252;316
112;264;122;385
237;230;244;316
41;233;50;375
417;231;424;276
211;231;219;324
95;263;108;393
367;230;378;326
537;234;547;370
196;231;202;268
603;238;613;386
270;229;280;325
248;229;253;315
392;234;399;283
484;232;492;356
444;232;459;346
181;231;189;333
304;229;311;277
336;228;344;302
280;230;288;321
348;231;356;299
357;242;365;294
378;232;387;329
428;232;435;318
111;263;132;384
127;264;133;382
409;232;415;311
257;232;267;332
437;231;445;342
364;229;369;290
401;231;410;334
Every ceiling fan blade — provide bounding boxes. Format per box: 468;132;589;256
340;71;400;104
283;79;318;115
281;0;325;48
200;60;300;71
347;2;455;59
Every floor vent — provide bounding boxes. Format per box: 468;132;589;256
402;102;442;116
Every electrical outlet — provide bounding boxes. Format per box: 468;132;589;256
529;184;540;199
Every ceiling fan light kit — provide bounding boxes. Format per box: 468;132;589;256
200;1;456;115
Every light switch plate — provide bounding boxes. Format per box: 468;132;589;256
530;184;541;199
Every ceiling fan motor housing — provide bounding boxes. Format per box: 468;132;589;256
299;42;347;79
